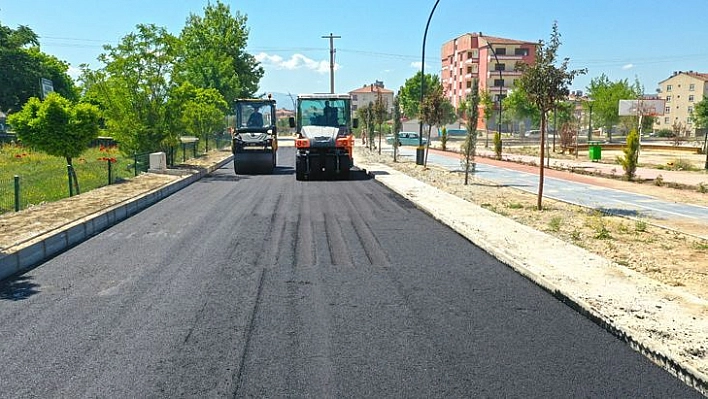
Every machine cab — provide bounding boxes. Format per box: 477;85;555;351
234;99;276;131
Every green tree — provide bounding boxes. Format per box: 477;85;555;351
617;128;640;180
440;126;448;151
516;22;586;210
8;93;100;195
479;89;494;146
693;96;708;156
391;95;402;162
82;24;180;155
0;23;76;111
585;74;642;142
420;84;446;167
460;80;480;185
180;85;228;152
356;101;376;150
502;87;539;135
373;88;388;154
176;1;263;100
398;71;442;120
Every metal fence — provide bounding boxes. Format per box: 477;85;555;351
0;152;150;214
0;134;231;215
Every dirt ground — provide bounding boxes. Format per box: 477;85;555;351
1;146;706;303
353;146;708;302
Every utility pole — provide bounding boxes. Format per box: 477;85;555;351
322;33;341;93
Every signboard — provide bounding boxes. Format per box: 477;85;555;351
40;78;54;99
618;99;665;116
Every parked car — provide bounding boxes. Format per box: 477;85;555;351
524;129;541;138
385;131;428;146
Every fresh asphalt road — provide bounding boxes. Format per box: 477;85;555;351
0;148;700;397
395;147;708;222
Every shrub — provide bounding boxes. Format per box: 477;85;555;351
617;129;639;180
440;127;448;151
493;131;502;160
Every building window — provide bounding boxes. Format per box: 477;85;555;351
352;95;357;101
494;63;506;71
666;95;671;102
467;51;473;59
514;48;529;56
664;106;671;114
689;95;695;102
689;83;696;91
466;80;472;88
688;106;694;114
664;117;670;124
467;66;472;74
493;79;504;87
352;105;357;111
495;48;506;56
666;84;672;92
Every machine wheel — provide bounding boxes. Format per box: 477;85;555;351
295;158;306;181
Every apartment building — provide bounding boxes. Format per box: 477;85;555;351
655;71;708;135
441;32;536;131
349;81;395;115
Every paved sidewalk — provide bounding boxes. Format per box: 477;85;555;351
431;141;708;188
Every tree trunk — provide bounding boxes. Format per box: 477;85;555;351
67;157;81;196
537;114;546;210
423;125;433;168
378;125;382;155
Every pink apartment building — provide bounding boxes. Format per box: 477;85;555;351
441;32;536;130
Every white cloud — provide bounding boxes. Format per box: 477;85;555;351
67;65;82;80
255;52;336;74
410;61;430;70
622;64;634;70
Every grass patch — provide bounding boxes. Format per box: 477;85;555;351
635;219;647;232
1;143;137;213
548;216;563;232
506;202;524;209
693;241;708;251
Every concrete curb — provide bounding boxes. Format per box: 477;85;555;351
359;161;707;396
0;155;233;282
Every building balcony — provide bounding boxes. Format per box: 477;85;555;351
487;70;522;78
490;54;524;61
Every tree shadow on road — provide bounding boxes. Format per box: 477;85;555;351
0;275;41;301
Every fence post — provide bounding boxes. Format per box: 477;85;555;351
193;142;197;158
134;153;138;176
67;164;74;197
14;175;20;212
107;159;113;185
182;142;186;162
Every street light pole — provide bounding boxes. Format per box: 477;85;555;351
417;0;441;165
486;42;503;149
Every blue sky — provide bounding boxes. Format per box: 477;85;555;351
3;0;708;99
